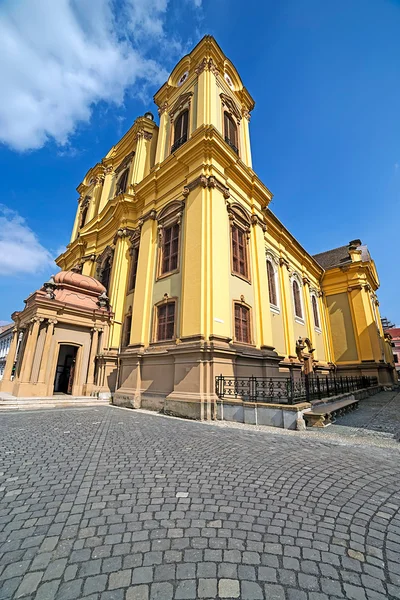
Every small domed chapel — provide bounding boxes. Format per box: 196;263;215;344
1;36;395;415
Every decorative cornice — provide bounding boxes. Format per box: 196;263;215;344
158;102;168;116
279;257;290;271
134;130;153;142
183;174;230;198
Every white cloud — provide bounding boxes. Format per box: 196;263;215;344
0;205;55;275
0;0;201;152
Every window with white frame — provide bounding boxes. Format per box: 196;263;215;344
311;292;321;331
291;274;304;322
266;254;280;312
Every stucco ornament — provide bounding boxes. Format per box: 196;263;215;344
43;275;57;299
97;291;110;309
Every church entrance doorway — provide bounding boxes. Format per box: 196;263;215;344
53;345;78;394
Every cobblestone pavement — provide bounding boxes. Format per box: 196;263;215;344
1;405;400;600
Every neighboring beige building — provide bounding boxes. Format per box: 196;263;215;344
0;323;13;380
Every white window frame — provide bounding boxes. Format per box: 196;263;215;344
291;272;305;325
310;290;322;333
265;251;280;314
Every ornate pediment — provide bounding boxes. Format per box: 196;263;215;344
220;93;242;123
169;92;193;120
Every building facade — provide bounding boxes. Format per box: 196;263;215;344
0;36;395;414
386;328;400;374
0;323;13;380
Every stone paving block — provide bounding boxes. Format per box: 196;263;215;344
174;579;196;599
0;403;399;600
126;585;149;600
15;571;43;598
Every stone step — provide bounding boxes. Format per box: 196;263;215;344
0;396;110;410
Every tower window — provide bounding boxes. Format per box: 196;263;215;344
224;112;238;154
171;110;189;153
161;223;180;275
312;295;320;329
116;169;129;195
267;260;278;307
293;280;303;319
157;301;176;341
234;303;251;344
80;204;88;228
231;224;249;279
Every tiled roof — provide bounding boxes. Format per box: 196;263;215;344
0;323;13;335
313;243;370;270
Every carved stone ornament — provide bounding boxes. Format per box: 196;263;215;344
242;109;251;121
71;263;83;274
82;254;96;263
182;186;190;198
302;276;311;286
134;130;153;141
97;291;110;309
94;175;105;186
220;93;242;123
194;57;220;77
279;257;290;271
43;275;57;299
169;92;193;121
158;102;168;116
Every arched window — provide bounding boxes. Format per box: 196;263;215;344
293;279;303;319
80;204;88;228
224;112;238;154
116;169;129;195
312;295;320;329
171;110;189;153
101;257;112;292
267;260;277;307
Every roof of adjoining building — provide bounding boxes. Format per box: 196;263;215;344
313;242;370;270
0;323;13;335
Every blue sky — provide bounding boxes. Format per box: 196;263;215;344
0;0;399;325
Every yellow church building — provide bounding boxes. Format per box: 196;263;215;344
1;36;395;418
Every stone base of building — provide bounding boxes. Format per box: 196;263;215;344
113;338;331;420
335;362;397;385
113;338;284;417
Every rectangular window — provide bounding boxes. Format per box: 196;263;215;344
231;225;248;279
157;302;176;341
128;245;139;291
161;224;180;275
234;303;251;344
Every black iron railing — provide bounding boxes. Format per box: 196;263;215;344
171;134;188;153
215;373;378;405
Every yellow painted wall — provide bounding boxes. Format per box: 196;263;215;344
327;293;358;362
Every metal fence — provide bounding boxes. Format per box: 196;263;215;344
215;373;378;405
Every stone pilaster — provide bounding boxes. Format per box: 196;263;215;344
37;319;57;383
